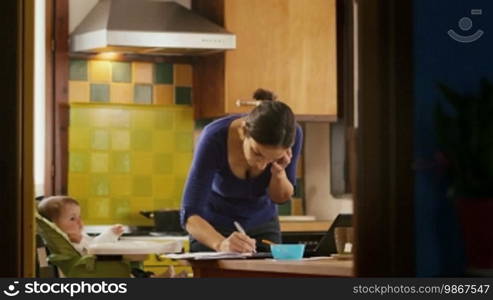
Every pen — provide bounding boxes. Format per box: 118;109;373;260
233;221;256;253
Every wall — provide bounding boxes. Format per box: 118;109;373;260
304;123;352;221
34;0;46;197
68;59;194;225
414;0;493;276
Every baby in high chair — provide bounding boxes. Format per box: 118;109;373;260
37;195;123;255
37;195;187;278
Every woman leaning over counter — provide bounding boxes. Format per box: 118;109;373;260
180;88;303;253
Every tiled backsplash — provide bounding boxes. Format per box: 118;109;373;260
68;104;193;225
69;59;192;105
68;58;194;225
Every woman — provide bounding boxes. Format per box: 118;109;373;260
180;88;303;253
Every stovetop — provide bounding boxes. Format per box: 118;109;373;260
123;226;187;237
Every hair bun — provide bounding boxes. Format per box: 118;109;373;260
253;88;277;101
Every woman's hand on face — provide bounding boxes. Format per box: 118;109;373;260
270;148;292;175
217;232;256;253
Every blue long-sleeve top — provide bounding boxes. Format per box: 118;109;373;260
180;114;303;231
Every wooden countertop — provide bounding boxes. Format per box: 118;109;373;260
189;257;353;277
280;220;331;232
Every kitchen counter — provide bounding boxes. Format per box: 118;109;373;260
189;257;353;278
280;220;331;232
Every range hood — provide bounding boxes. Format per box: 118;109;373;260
70;0;236;55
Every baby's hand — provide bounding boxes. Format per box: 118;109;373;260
111;224;124;236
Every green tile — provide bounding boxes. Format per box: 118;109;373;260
111;152;131;173
277;199;292;216
131;129;153;150
92;129;109;150
70;108;91;127
91;175;110;196
111;130;130;150
154;62;173;84
111;109;131;128
294;178;304;198
175;87;192;105
112;61;132;82
154;153;173;174
88;197;111;218
154;111;174;130
195;118;216;129
90;84;110;102
69;59;87;81
132;176;152;197
134;84;153;104
174;132;193;152
69;152;89;172
113;197;131;218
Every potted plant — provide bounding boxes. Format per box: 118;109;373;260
434;78;493;272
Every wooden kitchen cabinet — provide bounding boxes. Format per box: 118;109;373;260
192;0;337;120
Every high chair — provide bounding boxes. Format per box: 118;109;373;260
35;212;132;278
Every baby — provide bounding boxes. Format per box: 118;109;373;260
37;195;124;255
38;195;188;278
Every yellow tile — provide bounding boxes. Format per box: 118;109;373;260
69;81;90;102
153;175;174;198
131;110;154;129
110;175;132;196
154;84;174;105
132;152;154;175
69;127;91;150
174;64;193;86
89;60;111;82
153;131;174;152
174;153;193;177
110;83;133;103
68;174;90;198
130;197;153;213
91;153;109;173
133;62;153;83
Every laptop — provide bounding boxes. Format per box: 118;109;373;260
304;213;353;257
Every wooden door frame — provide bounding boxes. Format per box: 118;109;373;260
45;0;69;196
0;0;35;277
354;0;415;276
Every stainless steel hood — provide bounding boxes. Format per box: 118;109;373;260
70;0;236;55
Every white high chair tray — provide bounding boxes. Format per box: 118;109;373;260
87;240;183;255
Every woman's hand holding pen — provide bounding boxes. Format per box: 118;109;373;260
217;232;257;253
215;221;256;253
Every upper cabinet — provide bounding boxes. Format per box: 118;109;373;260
192;0;338;119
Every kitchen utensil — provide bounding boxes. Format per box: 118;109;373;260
139;210;185;234
261;239;276;246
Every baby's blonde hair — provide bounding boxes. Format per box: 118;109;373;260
38;196;79;222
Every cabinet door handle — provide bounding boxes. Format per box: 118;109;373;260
235;99;261;107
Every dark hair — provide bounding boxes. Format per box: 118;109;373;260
244;88;296;148
38;196;79;221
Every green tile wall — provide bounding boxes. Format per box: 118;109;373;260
68;103;194;225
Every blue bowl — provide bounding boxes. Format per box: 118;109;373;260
270;244;305;260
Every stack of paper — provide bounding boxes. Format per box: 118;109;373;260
165;252;255;260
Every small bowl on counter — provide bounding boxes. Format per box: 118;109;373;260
270;244;305;260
